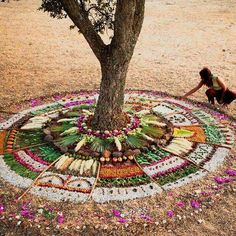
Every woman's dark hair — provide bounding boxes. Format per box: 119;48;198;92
199;67;213;87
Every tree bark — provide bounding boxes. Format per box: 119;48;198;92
91;52;130;131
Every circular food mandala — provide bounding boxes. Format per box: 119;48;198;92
0;91;235;203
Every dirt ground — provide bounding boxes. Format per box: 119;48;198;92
0;0;236;235
0;0;236;115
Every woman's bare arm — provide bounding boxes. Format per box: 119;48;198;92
183;81;204;98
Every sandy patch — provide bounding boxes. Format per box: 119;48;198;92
0;0;235;116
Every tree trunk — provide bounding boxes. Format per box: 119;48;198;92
91;56;130;131
90;0;145;131
60;0;145;131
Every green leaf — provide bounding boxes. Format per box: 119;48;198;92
56;134;81;146
126;134;147;148
156;164;199;185
43;209;56;220
123;105;135;114
16;131;44;148
30;104;62;116
91;138;112;153
31;145;61;162
142;125;164;138
65;112;80;117
51;123;74;132
72;104;96;111
142;114;158;122
173;128;194;138
3;153;38;179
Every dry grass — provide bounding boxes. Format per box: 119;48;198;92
0;0;236;115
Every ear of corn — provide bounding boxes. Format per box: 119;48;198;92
21;116;51;130
74;159;82;170
75;137;87;152
92;161;98;176
141;133;155;142
57;118;77;123
30;116;49;121
60;157;74;171
21;123;44;130
54;155;65;169
69;159;77;171
114;137;122;151
83;159;94;172
60;127;78;136
79;160;86;175
55;155;67;169
82;109;94;115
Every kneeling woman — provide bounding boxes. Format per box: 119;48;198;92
183;67;236;106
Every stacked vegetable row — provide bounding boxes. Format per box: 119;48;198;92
54;154;98;176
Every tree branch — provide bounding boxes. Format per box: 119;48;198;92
87;6;107;17
112;0;137;48
79;0;85;10
110;0;145;60
133;0;145;40
60;0;106;61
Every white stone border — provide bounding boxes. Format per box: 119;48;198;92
31;186;89;202
203;147;230;171
92;183;163;203
162;169;208;190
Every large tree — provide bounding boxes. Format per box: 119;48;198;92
40;0;145;131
